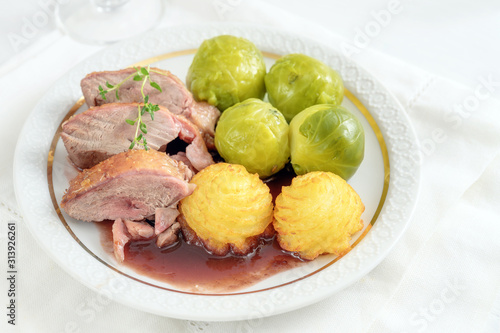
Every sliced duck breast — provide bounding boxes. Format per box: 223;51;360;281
81;68;220;149
61;103;213;171
60;149;195;222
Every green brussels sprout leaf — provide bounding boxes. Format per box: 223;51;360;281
215;98;290;178
187;35;267;111
290;104;364;180
265;54;344;122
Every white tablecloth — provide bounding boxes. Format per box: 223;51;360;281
1;1;499;332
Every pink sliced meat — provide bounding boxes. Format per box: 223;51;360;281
155;206;180;235
81;68;220;149
61;103;213;171
112;218;130;263
156;222;181;248
60;150;195;222
171;152;196;173
112;219;155;262
123;220;155;239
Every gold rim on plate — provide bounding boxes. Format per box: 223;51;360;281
47;50;390;296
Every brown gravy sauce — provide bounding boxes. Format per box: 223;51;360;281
96;167;307;293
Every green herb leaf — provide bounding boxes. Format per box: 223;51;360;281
103;65;162;151
140;122;147;134
150;81;162;92
99;89;108;100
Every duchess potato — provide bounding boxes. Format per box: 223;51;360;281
179;163;274;256
273;171;364;260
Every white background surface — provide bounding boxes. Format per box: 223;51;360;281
1;0;499;332
2;0;500;92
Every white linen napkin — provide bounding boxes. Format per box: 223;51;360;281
1;1;500;332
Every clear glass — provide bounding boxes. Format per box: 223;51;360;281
55;0;165;45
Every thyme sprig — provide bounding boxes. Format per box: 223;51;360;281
98;65;162;150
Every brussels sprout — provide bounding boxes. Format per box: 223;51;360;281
289;104;364;180
215;98;290;178
265;53;344;122
186;35;266;111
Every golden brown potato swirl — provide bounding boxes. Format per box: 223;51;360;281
273;171;364;260
179;163;274;255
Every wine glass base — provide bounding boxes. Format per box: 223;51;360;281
56;0;165;45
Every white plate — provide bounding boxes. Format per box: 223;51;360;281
13;24;420;321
